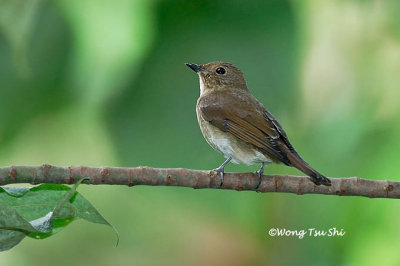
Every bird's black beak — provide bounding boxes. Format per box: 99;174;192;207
185;63;205;73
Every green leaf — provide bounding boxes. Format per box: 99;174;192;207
0;201;36;232
0;230;26;252
2;186;31;197
0;178;116;251
52;177;87;218
0;201;37;251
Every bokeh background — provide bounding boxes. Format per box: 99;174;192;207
1;0;400;265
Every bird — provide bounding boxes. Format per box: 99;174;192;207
185;61;331;187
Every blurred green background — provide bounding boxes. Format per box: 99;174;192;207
1;0;400;265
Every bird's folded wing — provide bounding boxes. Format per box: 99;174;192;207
199;100;291;165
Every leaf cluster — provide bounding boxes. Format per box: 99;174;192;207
0;179;117;251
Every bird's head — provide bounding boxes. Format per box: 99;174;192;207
186;61;248;94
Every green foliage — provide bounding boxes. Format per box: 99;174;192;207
0;179;116;251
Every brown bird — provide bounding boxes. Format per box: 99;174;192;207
186;61;331;187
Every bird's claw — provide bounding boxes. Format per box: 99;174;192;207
255;171;262;190
255;162;265;189
213;167;225;186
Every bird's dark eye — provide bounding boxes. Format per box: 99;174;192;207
216;67;226;74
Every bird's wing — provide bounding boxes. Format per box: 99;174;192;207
198;92;292;165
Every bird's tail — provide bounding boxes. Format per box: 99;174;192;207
286;152;331;186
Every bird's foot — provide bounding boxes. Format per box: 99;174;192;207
213;157;232;187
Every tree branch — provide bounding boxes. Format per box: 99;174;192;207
0;164;398;199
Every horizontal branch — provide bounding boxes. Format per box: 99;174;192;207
0;165;398;199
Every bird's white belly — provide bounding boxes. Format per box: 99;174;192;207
197;114;272;165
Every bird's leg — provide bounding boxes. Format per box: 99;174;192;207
255;162;265;189
213;157;232;186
